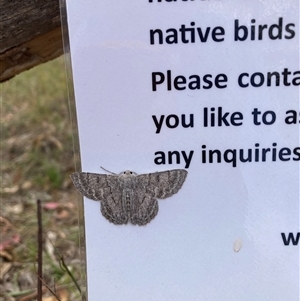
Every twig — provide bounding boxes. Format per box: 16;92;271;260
46;232;82;294
59;255;81;293
37;199;43;301
37;275;62;301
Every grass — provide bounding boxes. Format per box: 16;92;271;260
0;57;84;300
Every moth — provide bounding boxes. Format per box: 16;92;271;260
70;169;187;226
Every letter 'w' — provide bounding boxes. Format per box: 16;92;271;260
281;232;300;245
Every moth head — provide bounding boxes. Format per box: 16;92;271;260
120;170;138;176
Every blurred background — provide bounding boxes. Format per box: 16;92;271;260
1;57;84;301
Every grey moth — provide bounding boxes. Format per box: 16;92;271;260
71;169;187;226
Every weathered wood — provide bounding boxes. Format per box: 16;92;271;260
0;0;63;82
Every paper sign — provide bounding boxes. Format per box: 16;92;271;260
66;1;299;300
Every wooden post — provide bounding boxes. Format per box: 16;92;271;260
0;0;63;82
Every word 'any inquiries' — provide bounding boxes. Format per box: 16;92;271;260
150;18;295;45
153;143;300;168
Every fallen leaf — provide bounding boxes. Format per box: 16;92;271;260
0;234;21;251
0;250;13;261
43;202;60;210
21;181;32;190
0;216;13;232
45;231;57;263
55;209;69;220
0;262;12;280
3;185;19;194
42;288;69;301
59;288;69;301
6;203;23;214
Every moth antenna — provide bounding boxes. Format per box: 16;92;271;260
100;166;116;175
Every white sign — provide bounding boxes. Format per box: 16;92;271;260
66;1;300;300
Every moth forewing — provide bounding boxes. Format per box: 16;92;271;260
70;172;109;201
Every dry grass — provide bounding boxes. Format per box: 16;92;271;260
0;57;84;301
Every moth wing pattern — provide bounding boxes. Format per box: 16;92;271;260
137;169;188;199
130;186;159;226
130;169;188;225
70;172;128;224
70;172;110;201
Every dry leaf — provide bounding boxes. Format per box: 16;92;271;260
0;262;12;280
0;233;20;251
21;181;32;190
3;185;19;194
6;203;23;214
42;288;69;301
0;250;14;261
55;210;69;220
45;231;57;263
44;202;60;210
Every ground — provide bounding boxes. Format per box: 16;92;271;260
1;57;84;301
